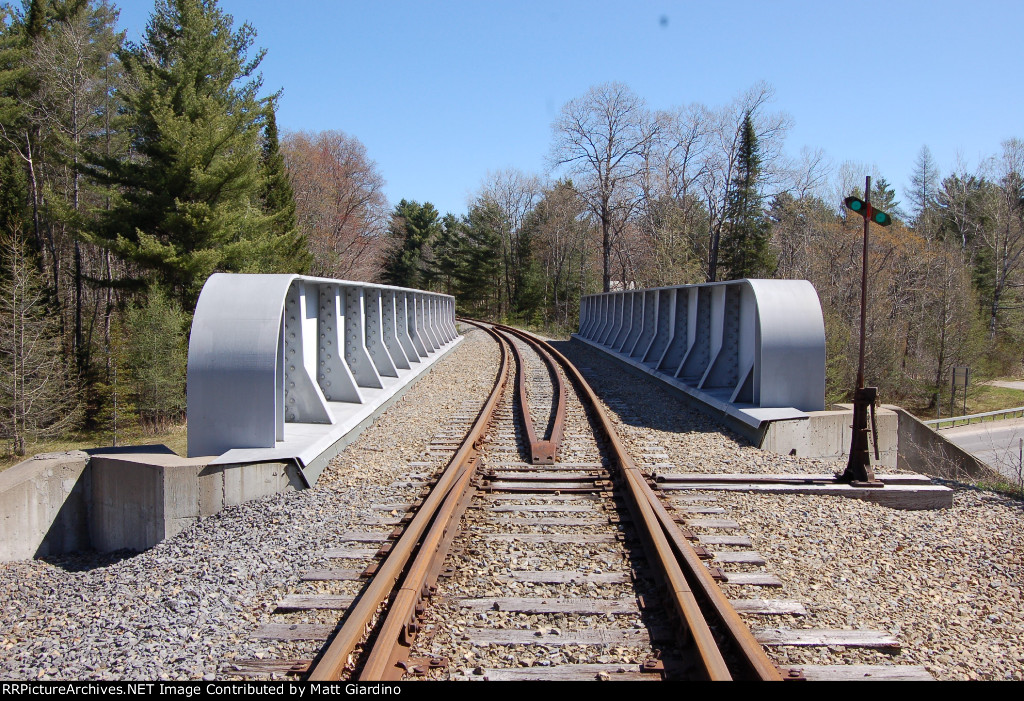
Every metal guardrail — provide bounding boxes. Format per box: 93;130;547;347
925;406;1024;430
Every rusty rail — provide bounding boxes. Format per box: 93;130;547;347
494;323;782;681
312;319;779;681
306;321;509;681
495;326;566;464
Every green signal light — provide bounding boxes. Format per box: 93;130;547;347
844;196;866;212
844;195;892;226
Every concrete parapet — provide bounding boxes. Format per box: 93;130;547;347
0;451;90;561
0;447;305;562
892;407;1001;481
89;451;302;552
760;407;898;466
89;451;200;552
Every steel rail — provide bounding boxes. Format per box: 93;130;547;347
358;321;510;679
358;443;480;679
495;323;782;681
497;326;566;464
306;321;510;681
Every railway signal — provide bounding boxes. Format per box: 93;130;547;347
837;177;886;486
844;196;892;226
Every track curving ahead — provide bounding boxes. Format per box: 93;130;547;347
305;320;781;681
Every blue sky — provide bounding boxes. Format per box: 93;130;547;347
116;0;1024;217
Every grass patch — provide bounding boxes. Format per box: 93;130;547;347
907;380;1024;420
0;423;187;473
974;477;1024;500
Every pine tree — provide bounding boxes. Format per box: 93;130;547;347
119;288;187;432
27;0;125;371
381;199;440;288
25;0;47;39
253;101;310;273
425;213;463;296
870;176;902;222
0;3;41;260
455;200;502;316
83;0;280;310
510;220;543;321
719;111;774;279
0;209;80;456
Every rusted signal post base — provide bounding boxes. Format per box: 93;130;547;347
840;386;882;485
836;176;888;487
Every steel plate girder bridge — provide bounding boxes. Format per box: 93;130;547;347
575;279;826;431
187;275;827;484
187;274;461;485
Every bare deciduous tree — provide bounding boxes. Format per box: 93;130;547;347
635;104;713;284
978;139;1024;338
478;168;542;312
526;179;593;326
551;82;658;291
281;130;389;281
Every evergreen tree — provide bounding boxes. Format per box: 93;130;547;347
83;0;281;310
119;288;187;432
0;3;40;259
425;212;463;296
719;111;774;279
0;151;27;242
25;0;47;39
0;213;80;456
522;179;593;327
27;0;125;371
455;200;502;316
253;101;310;273
935;173;999;317
381;199;440;288
510;219;544;321
870;176;902;222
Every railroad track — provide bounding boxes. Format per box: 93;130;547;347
228;321;930;681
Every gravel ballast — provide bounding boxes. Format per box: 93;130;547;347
1;326;1021;681
0;323;498;681
558;339;1024;681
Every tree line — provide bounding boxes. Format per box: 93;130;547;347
1;1;1021;458
382;82;1024;414
0;0;306;455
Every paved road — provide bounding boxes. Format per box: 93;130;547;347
941;417;1024;481
986;380;1024;391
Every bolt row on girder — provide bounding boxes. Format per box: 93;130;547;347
187;274;458;458
577;280;825;412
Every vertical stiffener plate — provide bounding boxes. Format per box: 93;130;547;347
576;279;825;413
